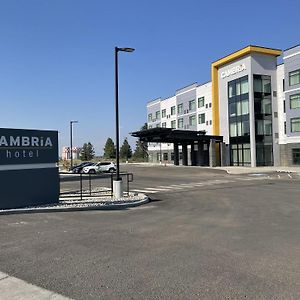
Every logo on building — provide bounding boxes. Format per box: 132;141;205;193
221;64;246;79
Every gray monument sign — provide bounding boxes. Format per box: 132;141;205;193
0;128;59;209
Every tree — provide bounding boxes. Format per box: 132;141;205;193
80;142;95;161
133;123;148;161
103;137;116;159
120;138;132;160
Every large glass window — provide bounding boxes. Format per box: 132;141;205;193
290;94;300;109
228;75;250;166
155;111;160;120
291;118;300;132
289;69;300;86
254;74;273;166
171;120;176;129
241;99;249;115
177;103;183;114
189;115;196;126
241;78;249;94
161;122;166;128
178;118;184;128
230;143;251;166
293;149;300;165
171;106;176;115
162;109;166;118
229;102;236;117
229;76;249;98
189;99;196;111
198;97;205;108
198;113;205;124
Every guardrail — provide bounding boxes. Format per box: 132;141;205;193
59;172;134;200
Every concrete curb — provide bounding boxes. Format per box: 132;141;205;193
0;196;150;215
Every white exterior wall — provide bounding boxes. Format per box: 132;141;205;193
277;64;286;144
196;82;213;134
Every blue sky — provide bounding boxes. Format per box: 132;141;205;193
0;0;299;155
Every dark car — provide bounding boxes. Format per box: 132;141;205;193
69;162;94;173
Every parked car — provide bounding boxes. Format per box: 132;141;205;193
82;162;116;174
69;162;94;173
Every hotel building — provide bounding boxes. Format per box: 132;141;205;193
145;44;300;167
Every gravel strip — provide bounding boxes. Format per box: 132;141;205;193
0;193;148;214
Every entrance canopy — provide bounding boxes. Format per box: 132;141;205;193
131;128;223;144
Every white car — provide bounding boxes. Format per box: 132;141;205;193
82;162;116;174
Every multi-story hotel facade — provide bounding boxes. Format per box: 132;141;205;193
146;44;300;167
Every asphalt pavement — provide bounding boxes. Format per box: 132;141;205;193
0;165;300;299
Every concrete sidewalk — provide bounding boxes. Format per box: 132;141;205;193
215;166;300;174
0;271;70;299
124;162;300;174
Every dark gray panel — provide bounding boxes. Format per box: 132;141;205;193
0;128;58;165
0;168;59;209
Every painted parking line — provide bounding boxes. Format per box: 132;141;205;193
0;271;71;299
131;189;158;194
143;187;170;191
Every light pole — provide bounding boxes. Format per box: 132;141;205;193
70;120;78;168
114;46;135;197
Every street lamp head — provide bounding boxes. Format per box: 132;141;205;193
70;120;79;124
117;47;135;53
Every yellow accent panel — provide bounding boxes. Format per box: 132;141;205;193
211;46;282;136
212;65;219;135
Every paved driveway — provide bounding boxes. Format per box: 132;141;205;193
1;165;300;299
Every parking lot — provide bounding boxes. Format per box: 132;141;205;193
1;165;300;299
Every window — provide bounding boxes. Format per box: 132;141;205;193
163;153;168;161
256;120;272;135
155;111;160;120
178;118;184;128
189;99;196;111
230;123;237;137
229;83;234;98
189;115;196;126
242;120;250;136
171;106;176;115
229;76;249;97
171;120;176;129
177;103;183;114
261;98;272;114
161;122;166;128
209;103;212;108
205;104;208;109
156;123;160;128
289;69;300;86
162;109;166;118
198;113;205;124
284;121;286;134
291;118;300;132
209;120;212;125
240;78;249;94
284;100;286;113
148;125;152;129
198;97;205;108
230;143;251;166
229;102;236;117
292;149;300;165
290;94;300;109
148;113;152;122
